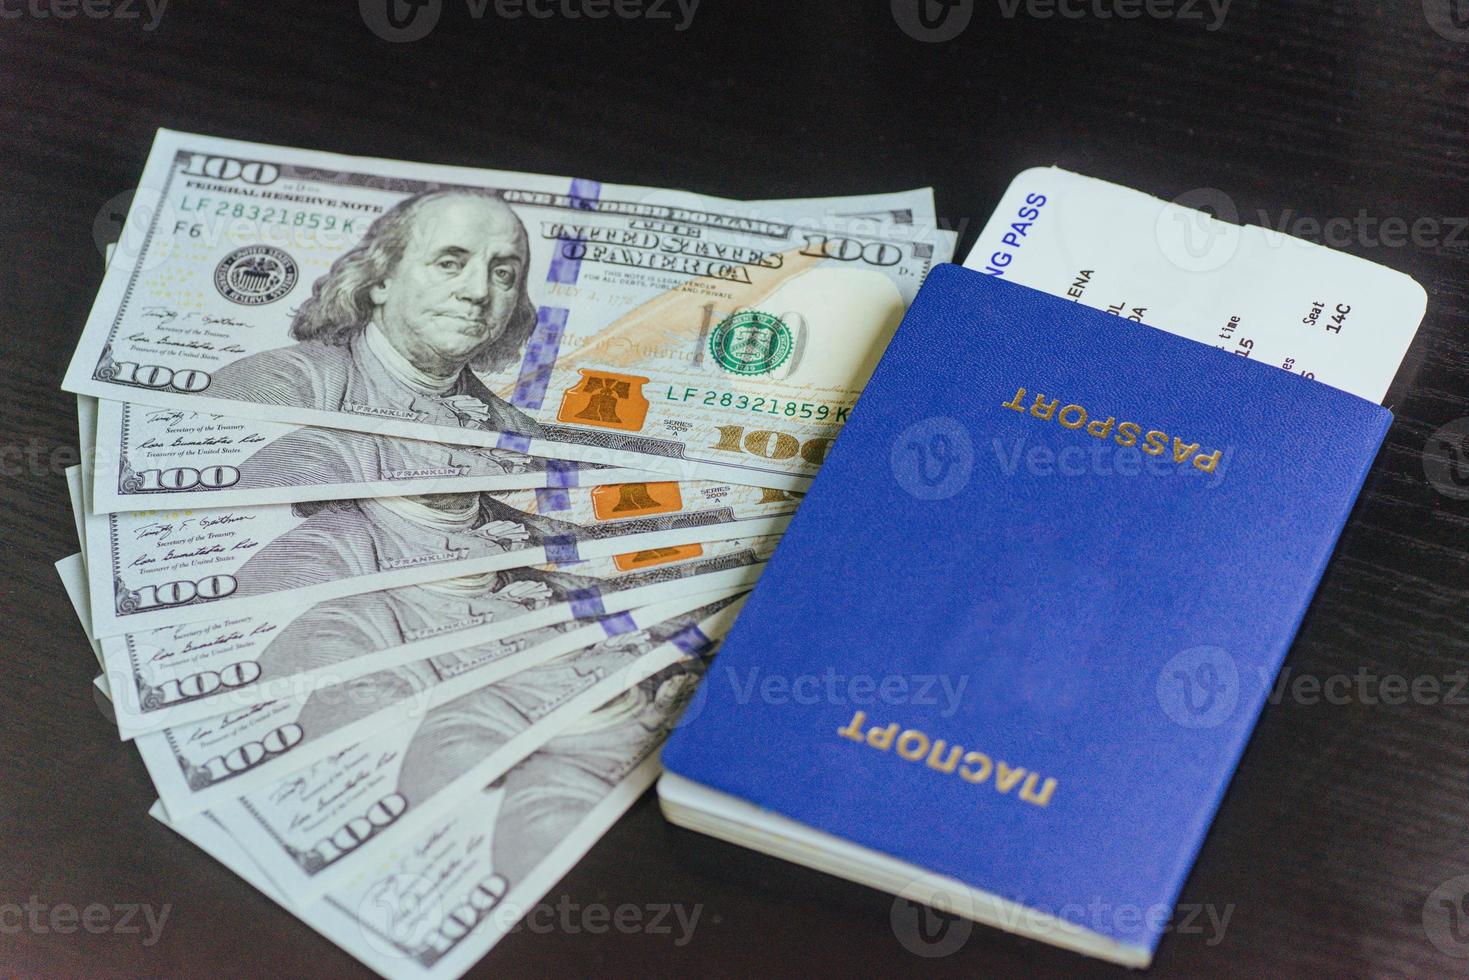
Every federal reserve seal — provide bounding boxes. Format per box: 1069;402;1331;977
709;310;793;376
213;245;298;305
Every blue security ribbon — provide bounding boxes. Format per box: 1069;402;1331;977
669;623;714;657
543;534;581;564
569;587;606;620
599;612;639;636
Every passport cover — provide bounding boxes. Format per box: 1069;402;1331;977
660;263;1392;958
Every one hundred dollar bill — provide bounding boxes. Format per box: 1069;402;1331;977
206;595;742;900
63;130;954;490
89;397;667;512
65;529;776;738
59;464;113;699
56;553;104;671
107;538;772;738
65;466;90;564
156;659;700;979
81;476;796;637
138;590;740;820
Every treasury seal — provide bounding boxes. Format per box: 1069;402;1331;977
709;310;793;376
213;245;298;305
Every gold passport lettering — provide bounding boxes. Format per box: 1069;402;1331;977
837;711;1058;808
1002;386;1224;473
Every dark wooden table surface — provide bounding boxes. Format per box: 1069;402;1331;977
4;1;1469;976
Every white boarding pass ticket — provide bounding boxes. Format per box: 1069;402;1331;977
964;167;1427;404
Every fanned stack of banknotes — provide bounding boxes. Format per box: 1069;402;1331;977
55;130;956;977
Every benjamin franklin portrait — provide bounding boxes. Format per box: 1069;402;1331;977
208;189;545;437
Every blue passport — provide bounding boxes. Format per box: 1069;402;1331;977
658;263;1392;966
